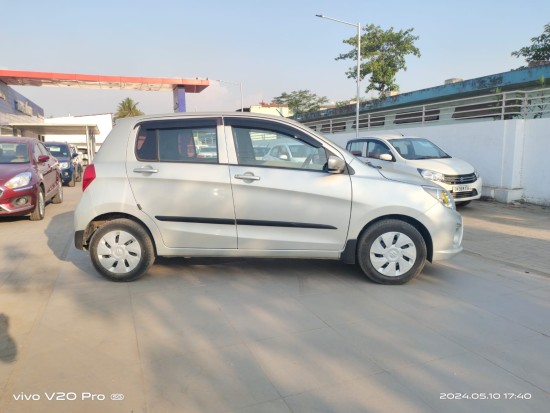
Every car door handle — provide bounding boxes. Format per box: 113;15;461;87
234;174;260;181
133;166;159;174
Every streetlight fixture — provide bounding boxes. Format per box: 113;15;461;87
316;14;361;137
214;79;244;112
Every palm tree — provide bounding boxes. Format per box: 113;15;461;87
114;97;144;121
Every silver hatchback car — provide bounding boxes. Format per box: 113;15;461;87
74;113;463;284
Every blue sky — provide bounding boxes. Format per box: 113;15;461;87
2;0;549;117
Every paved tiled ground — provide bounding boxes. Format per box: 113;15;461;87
1;194;549;413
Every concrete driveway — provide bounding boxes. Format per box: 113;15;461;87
1;189;549;413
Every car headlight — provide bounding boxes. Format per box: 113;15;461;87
5;172;32;189
474;169;480;179
418;168;445;182
423;185;456;210
59;162;70;169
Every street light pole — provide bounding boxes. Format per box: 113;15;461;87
316;14;361;137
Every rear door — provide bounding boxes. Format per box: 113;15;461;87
126;117;237;249
225;117;352;252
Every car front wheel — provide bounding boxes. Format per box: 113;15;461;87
357;219;427;285
30;188;45;221
89;219;155;282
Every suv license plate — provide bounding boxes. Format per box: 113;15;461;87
452;185;471;192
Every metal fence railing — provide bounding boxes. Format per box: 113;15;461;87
300;87;550;134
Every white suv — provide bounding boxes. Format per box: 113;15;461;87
74;113;463;284
346;135;482;206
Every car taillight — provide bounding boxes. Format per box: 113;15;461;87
82;164;96;191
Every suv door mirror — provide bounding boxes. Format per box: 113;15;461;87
327;156;346;174
380;153;393;162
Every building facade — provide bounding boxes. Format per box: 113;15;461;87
0;82;44;137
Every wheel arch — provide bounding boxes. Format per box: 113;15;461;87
81;213;157;256
354;214;433;263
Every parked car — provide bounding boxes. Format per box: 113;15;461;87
262;139;313;165
74;113;463;284
346;135;482;206
69;144;84;180
44;142;81;187
0;137;63;220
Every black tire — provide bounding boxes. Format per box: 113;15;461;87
30;188;45;221
357;219;427;285
89;219;155;282
456;200;471;208
52;182;63;204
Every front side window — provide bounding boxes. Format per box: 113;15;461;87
232;126;328;171
136;122;218;163
366;140;392;159
348;141;365;156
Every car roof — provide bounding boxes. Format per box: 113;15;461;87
0;136;39;144
347;132;404;142
348;134;435;142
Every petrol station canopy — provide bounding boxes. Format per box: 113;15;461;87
0;69;210;93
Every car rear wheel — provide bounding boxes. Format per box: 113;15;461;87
357;219;427;285
30;188;45;221
89;219;155;282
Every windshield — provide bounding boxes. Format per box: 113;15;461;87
45;144;70;158
0;142;30;164
390;138;450;160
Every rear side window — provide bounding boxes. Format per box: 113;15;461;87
136;121;218;163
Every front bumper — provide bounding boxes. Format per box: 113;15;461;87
0;185;37;217
439;178;482;203
423;203;464;262
60;168;74;184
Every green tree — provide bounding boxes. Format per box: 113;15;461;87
273;90;329;115
114;97;144;120
336;24;421;96
511;23;550;63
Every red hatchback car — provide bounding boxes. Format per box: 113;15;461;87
0;137;63;220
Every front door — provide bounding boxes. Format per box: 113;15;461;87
225;118;352;252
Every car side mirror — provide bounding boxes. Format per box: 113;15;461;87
279;154;289;161
72;152;79;158
380;153;393;162
37;155;50;163
327;156;346;174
